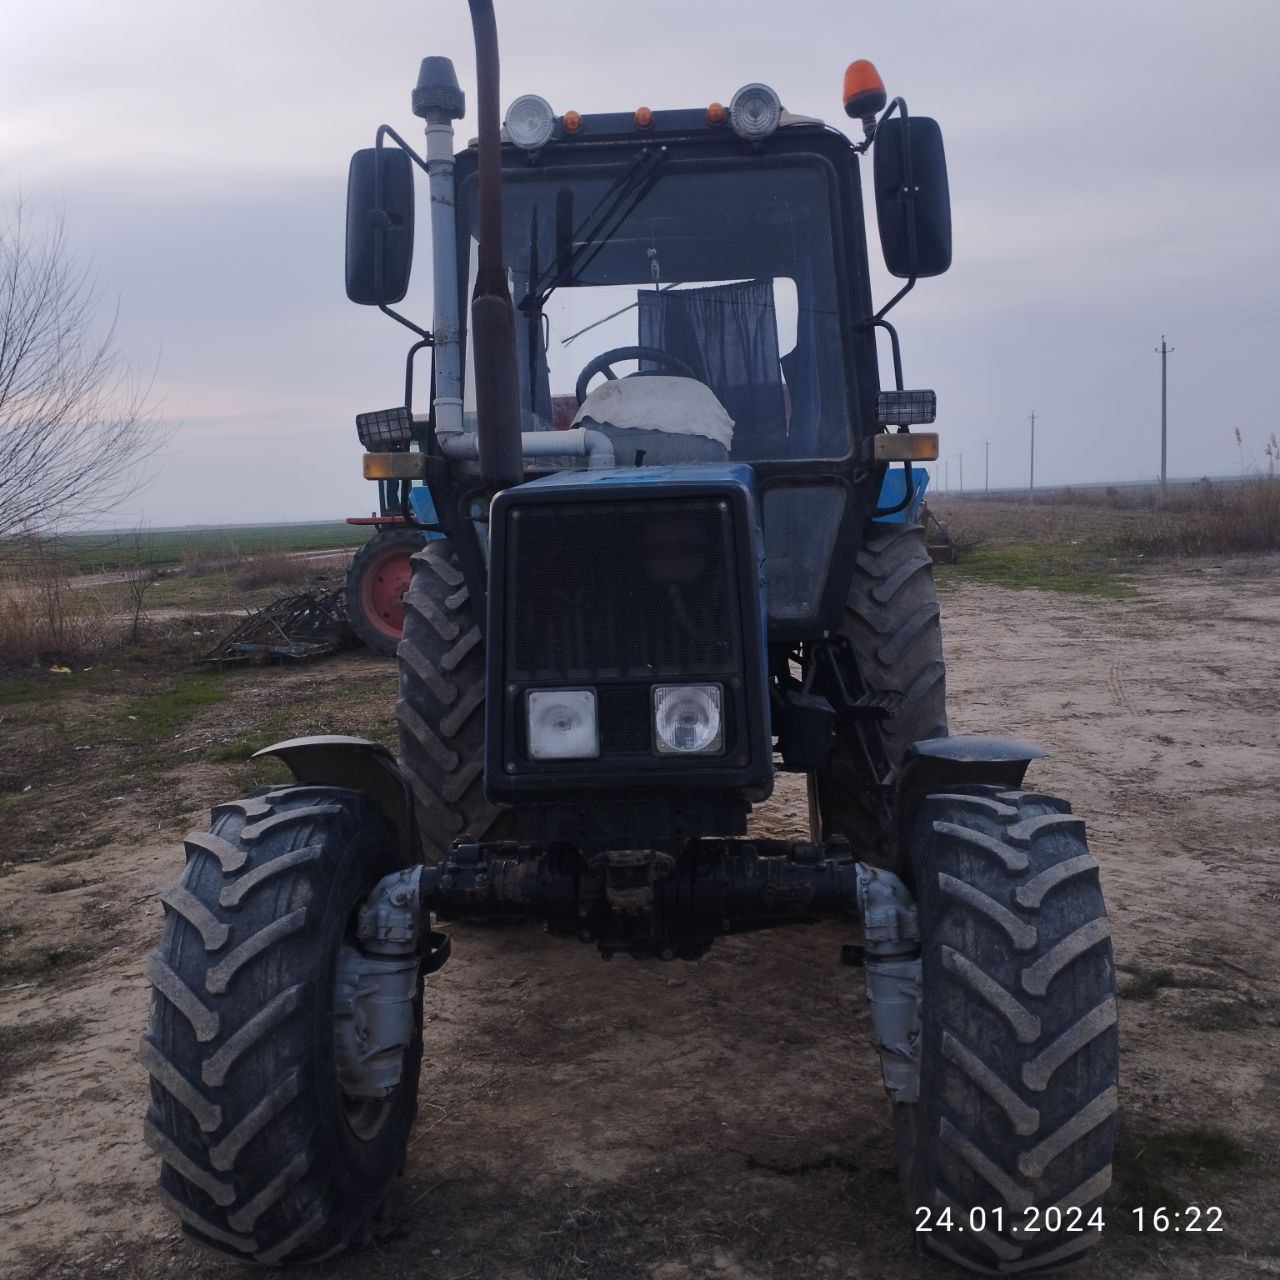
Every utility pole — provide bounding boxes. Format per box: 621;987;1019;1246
944;460;949;493
984;438;990;493
1156;335;1173;492
1028;411;1036;502
959;453;964;494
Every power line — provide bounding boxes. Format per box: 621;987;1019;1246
1177;306;1280;349
1173;295;1280;340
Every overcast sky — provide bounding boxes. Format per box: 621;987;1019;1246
4;0;1278;527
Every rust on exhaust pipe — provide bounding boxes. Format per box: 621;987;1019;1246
467;0;523;493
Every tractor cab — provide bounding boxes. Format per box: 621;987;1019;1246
457;118;855;468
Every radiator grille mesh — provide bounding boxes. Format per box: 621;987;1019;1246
506;499;740;681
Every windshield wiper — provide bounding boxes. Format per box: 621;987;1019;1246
518;146;668;314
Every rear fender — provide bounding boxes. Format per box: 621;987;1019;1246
252;735;419;863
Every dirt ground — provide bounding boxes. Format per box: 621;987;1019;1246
2;557;1279;1279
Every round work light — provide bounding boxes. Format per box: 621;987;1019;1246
729;83;782;141
505;94;556;150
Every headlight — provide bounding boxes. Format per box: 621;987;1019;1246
505;94;556;151
527;689;598;759
875;389;938;427
653;684;724;755
355;406;414;450
729;83;782;141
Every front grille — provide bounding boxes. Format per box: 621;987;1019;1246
506;498;740;681
597;685;652;754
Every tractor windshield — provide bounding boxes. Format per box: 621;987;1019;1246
460;157;851;462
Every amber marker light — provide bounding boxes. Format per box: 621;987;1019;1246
843;59;887;120
634;105;653;128
363;453;428;481
872;433;939;463
706;101;727;125
563;109;583;133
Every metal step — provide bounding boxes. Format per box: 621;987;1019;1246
848;690;905;719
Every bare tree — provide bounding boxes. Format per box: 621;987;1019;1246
0;199;163;542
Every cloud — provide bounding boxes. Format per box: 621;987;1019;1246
3;0;1278;518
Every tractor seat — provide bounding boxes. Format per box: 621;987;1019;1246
572;376;734;466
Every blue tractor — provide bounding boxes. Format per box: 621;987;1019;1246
141;6;1117;1273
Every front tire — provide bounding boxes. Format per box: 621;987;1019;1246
811;521;948;857
141;785;421;1264
896;786;1118;1275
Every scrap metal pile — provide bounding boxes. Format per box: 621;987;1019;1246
197;588;355;666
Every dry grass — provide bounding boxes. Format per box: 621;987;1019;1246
1115;477;1280;556
936;475;1280;587
0;535;352;667
233;550;319;591
0;537;113;665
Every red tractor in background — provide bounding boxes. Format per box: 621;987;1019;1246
343;515;424;656
345;397;577;654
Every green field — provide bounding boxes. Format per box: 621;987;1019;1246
52;521;371;573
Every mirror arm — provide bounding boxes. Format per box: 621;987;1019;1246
869;96;918;322
872;277;916;324
368;126;432;338
403;335;433;410
378;303;432;342
868;317;905;391
375;124;430;175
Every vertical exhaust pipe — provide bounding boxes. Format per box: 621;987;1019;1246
467;0;523;492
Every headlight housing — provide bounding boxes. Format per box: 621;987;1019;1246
526;688;598;760
505;94;556;151
729;83;782;141
653;684;724;755
355;406;414;450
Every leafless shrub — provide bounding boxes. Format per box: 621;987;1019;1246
0;199;165;541
0;535;109;664
945;520;988;558
120;528;157;644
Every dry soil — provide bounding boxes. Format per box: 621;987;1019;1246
2;561;1278;1279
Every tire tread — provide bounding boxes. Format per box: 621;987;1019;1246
902;786;1118;1275
142;785;418;1264
396;542;507;860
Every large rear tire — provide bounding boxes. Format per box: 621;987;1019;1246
810;521;947;858
141;785;421;1265
397;540;508;861
895;786;1117;1275
345;527;424;656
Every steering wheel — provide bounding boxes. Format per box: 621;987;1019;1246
574;345;697;405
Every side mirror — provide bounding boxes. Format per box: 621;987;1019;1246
873;116;951;278
345;147;415;305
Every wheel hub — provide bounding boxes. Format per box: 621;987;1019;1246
360;549;413;636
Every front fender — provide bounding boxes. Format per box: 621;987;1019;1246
252;735;419;864
899;734;1046;817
